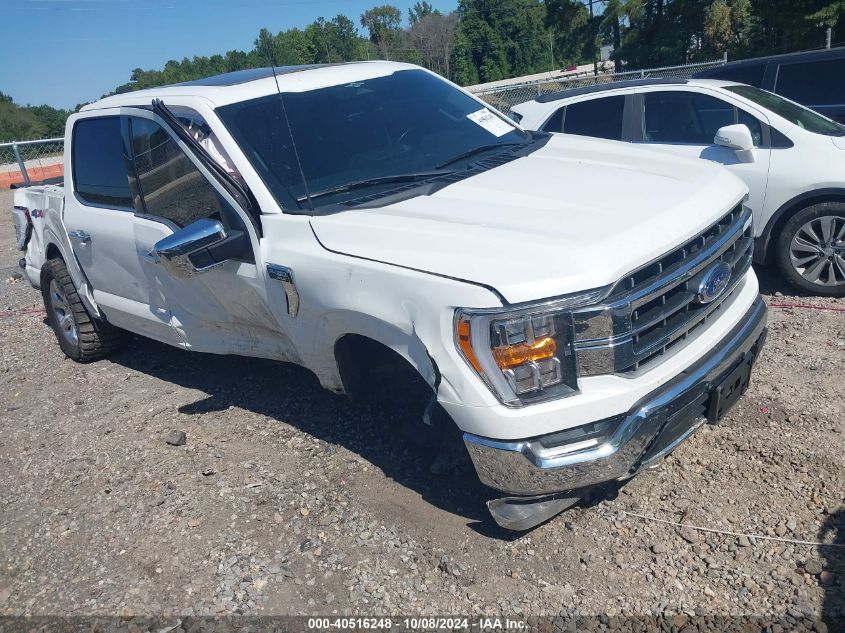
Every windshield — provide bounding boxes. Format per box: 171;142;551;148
217;69;530;210
726;85;845;137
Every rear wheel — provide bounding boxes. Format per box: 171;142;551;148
774;202;845;297
41;258;125;362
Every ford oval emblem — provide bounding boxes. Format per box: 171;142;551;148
697;262;732;304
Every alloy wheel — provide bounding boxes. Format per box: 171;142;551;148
788;215;845;287
49;279;79;346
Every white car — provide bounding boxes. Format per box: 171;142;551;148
11;62;766;530
511;78;845;296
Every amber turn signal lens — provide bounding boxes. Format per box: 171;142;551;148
493;337;557;369
456;319;482;372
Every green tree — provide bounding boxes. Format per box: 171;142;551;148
411;12;459;76
457;0;552;83
409;1;440;25
0;92;70;143
360;5;403;59
545;0;593;68
307;15;363;63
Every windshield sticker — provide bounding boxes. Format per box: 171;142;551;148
467;109;514;137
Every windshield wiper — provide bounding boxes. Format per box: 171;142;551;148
435;142;524;170
298;170;453;203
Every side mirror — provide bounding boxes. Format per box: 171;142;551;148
714;124;756;163
153;218;230;278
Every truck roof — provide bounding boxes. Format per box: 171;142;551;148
84;61;417;111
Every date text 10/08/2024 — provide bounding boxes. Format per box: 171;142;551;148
306;618;527;630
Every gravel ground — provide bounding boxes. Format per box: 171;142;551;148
0;188;843;628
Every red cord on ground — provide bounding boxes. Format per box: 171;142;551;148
767;302;845;313
0;307;46;319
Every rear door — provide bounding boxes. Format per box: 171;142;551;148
63;111;182;344
633;88;772;226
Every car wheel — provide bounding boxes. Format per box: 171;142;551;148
775;202;845;297
40;257;125;361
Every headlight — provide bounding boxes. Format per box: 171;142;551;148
455;289;607;407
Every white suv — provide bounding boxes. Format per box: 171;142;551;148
511;78;845;296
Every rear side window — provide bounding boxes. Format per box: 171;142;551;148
563;96;625;140
72;117;132;208
776;59;845;106
643;91;734;144
130;117;231;228
707;64;766;87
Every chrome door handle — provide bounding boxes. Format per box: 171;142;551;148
68;230;91;243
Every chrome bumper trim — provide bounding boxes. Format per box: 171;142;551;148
464;296;768;496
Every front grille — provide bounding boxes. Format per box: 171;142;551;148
573;204;753;375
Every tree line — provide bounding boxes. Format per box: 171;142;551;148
2;0;842;142
0;92;71;143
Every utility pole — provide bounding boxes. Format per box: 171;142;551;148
549;32;555;71
826;27;832;49
587;0;598;76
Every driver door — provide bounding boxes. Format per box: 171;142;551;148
123;108;294;358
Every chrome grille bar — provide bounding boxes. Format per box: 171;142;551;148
573;204;753;376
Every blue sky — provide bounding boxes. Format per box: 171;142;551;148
1;0;457;109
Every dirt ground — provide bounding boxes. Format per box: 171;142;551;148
1;188;843;628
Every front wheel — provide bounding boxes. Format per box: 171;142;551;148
774;202;845;297
40;258;125;362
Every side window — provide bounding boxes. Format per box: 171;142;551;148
770;127;794;149
643;91;734;144
563;96;625;140
130;117;233;229
72;117;132;208
541;107;564;133
776;59;845;106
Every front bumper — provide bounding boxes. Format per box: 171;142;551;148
463;296;768;496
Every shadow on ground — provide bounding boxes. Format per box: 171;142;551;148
753;263;809;298
107;335;523;537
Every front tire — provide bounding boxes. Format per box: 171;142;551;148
774;202;845;297
40;258;124;362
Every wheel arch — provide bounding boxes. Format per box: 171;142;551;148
334;332;440;406
757;188;845;264
39;241;64;288
40;232;102;319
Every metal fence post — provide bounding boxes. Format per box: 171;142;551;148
12;142;30;186
536;79;542;97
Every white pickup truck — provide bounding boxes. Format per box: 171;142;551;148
11;62;767;529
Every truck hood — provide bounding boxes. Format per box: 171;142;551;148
310;135;747;304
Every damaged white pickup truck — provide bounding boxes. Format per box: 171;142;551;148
12;62;767;529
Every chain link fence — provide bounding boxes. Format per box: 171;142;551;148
0;138;65;189
469;59;727;112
